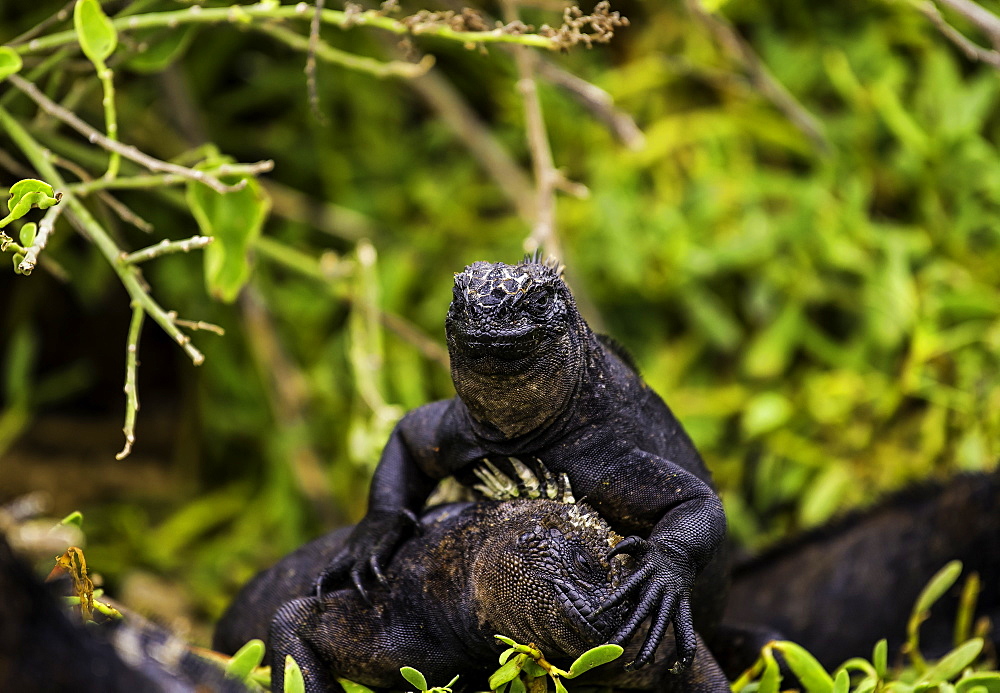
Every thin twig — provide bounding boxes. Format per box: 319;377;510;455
535;60;646;151
937;0;1000;47
502;0;561;258
921;1;1000;68
6;0;75;46
172;318;225;336
8;74;274;195
0;105;206;367
17;202;65;276
404;62;535;223
69;166;270;195
255;22;434;78
122;236;213;265
51;154;153;232
686;0;830;153
306;0;327;122
14;3;561;56
116;303;144;460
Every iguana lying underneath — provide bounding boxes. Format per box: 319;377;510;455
315;256;727;671
215;474;731;693
216;470;999;691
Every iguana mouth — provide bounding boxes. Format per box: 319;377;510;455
550;579;619;643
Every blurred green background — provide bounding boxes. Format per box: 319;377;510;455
1;0;998;643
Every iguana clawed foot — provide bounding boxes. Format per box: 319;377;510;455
597;536;697;671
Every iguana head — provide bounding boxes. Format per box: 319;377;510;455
446;256;587;438
471;500;634;658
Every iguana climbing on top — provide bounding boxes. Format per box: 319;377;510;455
314;255;727;670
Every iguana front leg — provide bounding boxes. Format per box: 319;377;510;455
313;425;438;598
588;449;726;670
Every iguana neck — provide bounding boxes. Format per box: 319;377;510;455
452;320;590;441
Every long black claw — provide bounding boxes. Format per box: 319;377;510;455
608;535;651;559
633;594;676;667
594;563;653;617
609;581;661;645
351;568;371;605
671;598;696;672
370;555;388;585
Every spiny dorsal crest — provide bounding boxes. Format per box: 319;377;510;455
472;457;575;504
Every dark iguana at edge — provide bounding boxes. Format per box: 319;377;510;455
314;256;728;670
215;488;730;693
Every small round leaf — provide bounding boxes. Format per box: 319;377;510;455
489;655;526;690
0;47;23;81
774;641;832;693
566;644;624;678
19;222;36;247
225;639;265;681
915;561;963;615
400;667;428;691
74;0;118;64
284;655;305;693
337;678;377;693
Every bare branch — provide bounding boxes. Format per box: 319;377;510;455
936;0;1000;47
122;236;214;265
687;0;830;153
17;202;65;276
535;60;646;151
7;74;274;195
921;1;1000;68
502;0;562;258
115;303;144;461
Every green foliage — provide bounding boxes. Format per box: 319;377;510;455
73;0;117;66
0;46;21;79
1;0;998;643
225;639;266;682
489;635;623;693
398;666;459;693
732;563;999;693
284;654;305;693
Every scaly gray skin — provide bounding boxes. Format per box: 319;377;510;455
314;257;727;670
215;498;731;693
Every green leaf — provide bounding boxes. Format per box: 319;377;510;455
955;672;1000;693
12;253;24;275
283;655;305;693
855;677;878;693
186;174;269;303
74;0;118;65
494;635;518;647
401;667;428;691
3;180;58;227
915;561;963;615
554;677;569;693
125;27;197;73
759;648;780;693
775;642;833;693
225;639;266;681
500;648;517;665
337;678;377;693
832;669;849;693
566;644;624;678
19;222;36;247
522;661;546;679
509;675;526;693
445;675;460;689
0;47;23;81
873;640;888;679
741;391;793;438
489;655;526;690
921;639;983;684
60;511;84;528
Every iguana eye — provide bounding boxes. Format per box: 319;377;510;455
526;290;551;315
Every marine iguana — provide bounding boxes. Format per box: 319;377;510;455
719;470;1000;674
215;481;731;693
314;256;727;670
